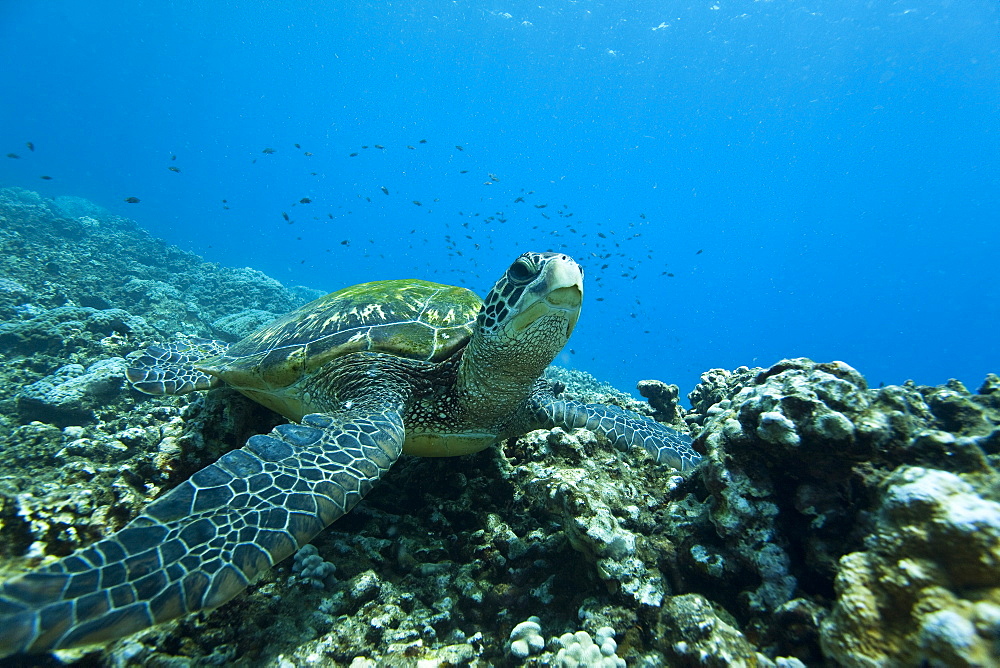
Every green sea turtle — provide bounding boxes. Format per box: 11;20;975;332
0;251;700;657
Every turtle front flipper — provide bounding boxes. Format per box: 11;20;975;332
0;401;405;658
529;394;702;472
125;337;230;395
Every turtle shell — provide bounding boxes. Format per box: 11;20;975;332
200;279;482;390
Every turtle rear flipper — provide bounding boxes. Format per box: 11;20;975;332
126;337;230;395
0;397;406;657
530;395;702;472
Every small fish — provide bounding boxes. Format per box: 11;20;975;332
294;143;301;148
696;249;703;255
419;139;427;143
341;239;349;245
380;186;389;195
123;196;140;203
374;144;385;149
171;154;177;161
413;201;422;206
304;151;313;156
222;199;228;203
534;204;547;209
168;166;181;172
514;197;524;203
5;153;18;159
639;213;646;219
39;175;52;180
299;197;312;204
282;212;290;221
26;142;35;152
361;145;369;149
262;147;276;154
488;173;499;182
455;145;464;151
406;145;415;150
328;213;333;219
459;170;469;174
349;152;359;157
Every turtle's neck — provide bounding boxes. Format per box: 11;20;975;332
456;316;566;426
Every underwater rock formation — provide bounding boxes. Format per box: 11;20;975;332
18;358;128;426
820;465;1000;666
0;188;996;665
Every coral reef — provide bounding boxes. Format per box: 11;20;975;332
0;186;308;339
291;543;338;589
553;627;624;667
17;358;128;426
0;188;997;666
820;465;1000;666
508;618;545;659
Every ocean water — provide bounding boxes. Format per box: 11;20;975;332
1;0;997;396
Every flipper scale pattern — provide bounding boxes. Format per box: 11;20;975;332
0;403;405;657
124;338;229;395
530;395;701;471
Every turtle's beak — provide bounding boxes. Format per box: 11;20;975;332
546;285;582;336
542;259;583;337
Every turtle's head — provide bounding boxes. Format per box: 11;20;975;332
472;252;583;377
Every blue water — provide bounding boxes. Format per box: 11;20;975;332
1;1;997;396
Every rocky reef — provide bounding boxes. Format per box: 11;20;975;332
0;186;997;666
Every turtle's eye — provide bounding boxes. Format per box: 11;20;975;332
506;259;536;284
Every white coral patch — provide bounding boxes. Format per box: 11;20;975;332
756;411;800;446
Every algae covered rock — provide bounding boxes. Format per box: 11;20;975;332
656;593;766;667
637;378;683;423
17;358;128;426
668;357;999;663
686;365;761;426
690;359;880;618
0;186;309;338
820;466;1000;667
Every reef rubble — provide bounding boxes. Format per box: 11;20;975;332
0;187;997;666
